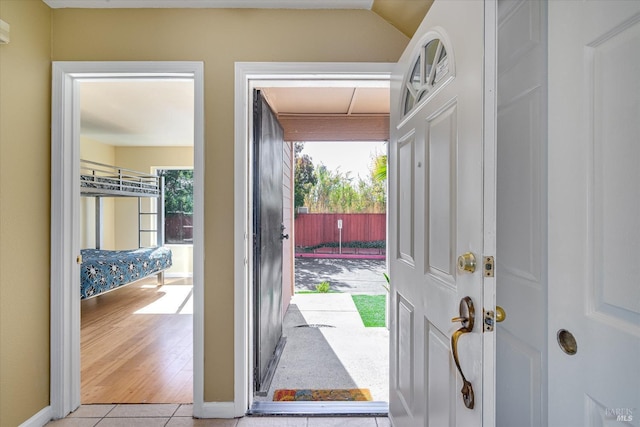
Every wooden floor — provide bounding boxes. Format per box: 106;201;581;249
81;277;193;404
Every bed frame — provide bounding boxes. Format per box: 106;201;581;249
80;159;171;299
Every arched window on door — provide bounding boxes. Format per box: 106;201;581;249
402;35;454;117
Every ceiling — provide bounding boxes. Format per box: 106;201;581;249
80;79;196;146
80;80;390;147
261;86;389;116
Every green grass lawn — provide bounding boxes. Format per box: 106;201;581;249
351;294;387;327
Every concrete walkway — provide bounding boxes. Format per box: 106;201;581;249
257;293;389;402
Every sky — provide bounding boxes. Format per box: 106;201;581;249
299;141;387;180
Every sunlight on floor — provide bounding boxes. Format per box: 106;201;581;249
134;284;193;315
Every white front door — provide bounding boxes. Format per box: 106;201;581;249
389;1;496;426
548;2;640;426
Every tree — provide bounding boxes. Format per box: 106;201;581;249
162;169;193;214
305;164;386;213
294;143;387;214
372;154;387;182
294;142;317;210
161;169;194;244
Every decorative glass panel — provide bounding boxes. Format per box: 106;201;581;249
424;39;440;84
409;57;422;91
404;90;416;115
401;35;453;117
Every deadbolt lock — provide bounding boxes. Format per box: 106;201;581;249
457;252;476;273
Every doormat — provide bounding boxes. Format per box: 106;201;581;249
273;389;372;402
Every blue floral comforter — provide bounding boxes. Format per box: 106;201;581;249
80;247;172;299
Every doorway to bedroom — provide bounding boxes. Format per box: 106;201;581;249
51;61;205;418
78;78;195;404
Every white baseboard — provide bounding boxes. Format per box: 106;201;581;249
194;401;239;419
19;406;52;427
166;272;193;278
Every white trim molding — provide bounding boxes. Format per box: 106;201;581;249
50;61;205;420
18;406;52;427
233;62;392;416
42;0;373;9
198;402;237;419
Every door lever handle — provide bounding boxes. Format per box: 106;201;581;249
280;223;289;241
451;296;475;409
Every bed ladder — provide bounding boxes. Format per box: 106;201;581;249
138;180;165;248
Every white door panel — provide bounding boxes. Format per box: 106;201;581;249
548;2;640;426
496;0;547;426
389;1;496;425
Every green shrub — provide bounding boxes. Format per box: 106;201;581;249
315;281;331;293
298;240;386;252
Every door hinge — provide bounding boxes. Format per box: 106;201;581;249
483;256;495;277
483;310;495;332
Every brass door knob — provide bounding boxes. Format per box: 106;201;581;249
495;306;506;322
457;252;476;273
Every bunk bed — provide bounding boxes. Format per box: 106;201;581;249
80;159;172;299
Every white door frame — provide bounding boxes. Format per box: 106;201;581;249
483;1;498;424
50;61;205;419
233;62;393;415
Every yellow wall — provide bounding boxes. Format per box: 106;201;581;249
165;244;193;275
51;8;407;403
80;137;117;249
0;1;52;426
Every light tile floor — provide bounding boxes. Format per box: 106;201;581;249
46;404;391;427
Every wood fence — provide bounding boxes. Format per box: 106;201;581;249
165;212;193;243
294;213;386;247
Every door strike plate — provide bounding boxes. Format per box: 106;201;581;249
483;256;495;277
483;310;495;332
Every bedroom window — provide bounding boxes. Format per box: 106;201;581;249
161;169;194;245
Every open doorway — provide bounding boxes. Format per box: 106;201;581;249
78;80;195;404
50;62;205;418
246;76;392;415
260;142;389;405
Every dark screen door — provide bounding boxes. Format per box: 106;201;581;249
253;90;285;393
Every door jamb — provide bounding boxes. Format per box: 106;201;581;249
50;61;205;419
482;2;498;425
233;62;393;415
